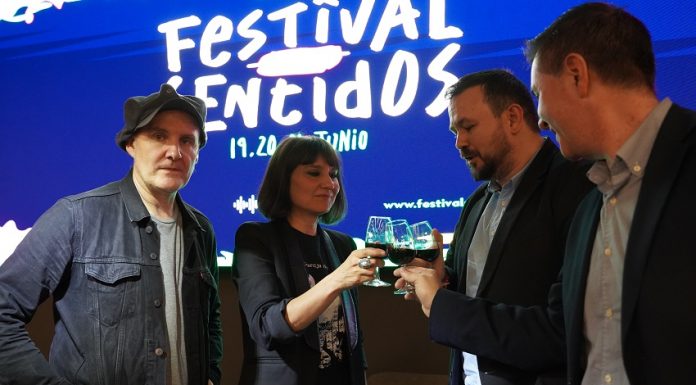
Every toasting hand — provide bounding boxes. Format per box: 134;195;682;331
393;228;446;317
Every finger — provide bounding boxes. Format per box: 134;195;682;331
407;258;431;268
393;266;403;278
399;265;426;278
394;277;405;289
432;228;443;245
404;292;418;301
362;246;387;258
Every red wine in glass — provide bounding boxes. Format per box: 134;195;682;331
415;248;439;262
387;247;417;265
365;243;388;254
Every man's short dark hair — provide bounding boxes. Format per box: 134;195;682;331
258;135;347;224
524;2;655;91
446;69;540;131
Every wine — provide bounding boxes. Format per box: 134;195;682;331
415;248;439;262
365;243;388;258
387;247;417;265
365;242;387;250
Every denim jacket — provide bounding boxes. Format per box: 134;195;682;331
0;171;223;385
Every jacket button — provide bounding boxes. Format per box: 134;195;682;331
154;299;161;307
145;225;153;234
154;347;165;357
149;252;158;260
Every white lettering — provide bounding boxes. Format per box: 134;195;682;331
195;74;228;132
158;16;201;72
428;0;463;40
340;0;374;45
237;10;266;61
224;78;262;129
314;0;340;40
315;6;330;43
200;15;233;68
381;50;419;116
267;2;309;48
313;77;328;122
371;0;421;52
270;78;303;126
334;60;372;118
358;130;368;149
425;43;461;117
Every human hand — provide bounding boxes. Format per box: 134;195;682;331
430;228;446;281
329;247;386;290
393;265;441;317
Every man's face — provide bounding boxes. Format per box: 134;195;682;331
531;58;588;160
126;110;200;199
449;85;512;182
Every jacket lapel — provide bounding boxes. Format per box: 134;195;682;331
273;221;318;350
563;189;601;379
320;229;359;350
454;187;490;293
476;140;556;295
622;105;695;340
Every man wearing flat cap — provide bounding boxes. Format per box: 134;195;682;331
0;84;223;385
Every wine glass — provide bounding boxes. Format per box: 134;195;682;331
363;216;392;287
394;221;438;294
388;219;417;295
411;220;438;262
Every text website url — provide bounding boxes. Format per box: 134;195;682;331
382;197;466;210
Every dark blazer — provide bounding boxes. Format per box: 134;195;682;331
435;140;593;385
429;104;696;385
232;220;366;385
563;103;696;384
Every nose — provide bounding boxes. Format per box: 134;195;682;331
455;131;467;150
538;118;550;130
166;143;182;160
321;174;339;191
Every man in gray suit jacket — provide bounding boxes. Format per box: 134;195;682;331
397;3;696;385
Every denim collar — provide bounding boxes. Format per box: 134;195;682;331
118;169;204;231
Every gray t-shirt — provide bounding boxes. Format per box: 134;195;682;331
153;211;188;385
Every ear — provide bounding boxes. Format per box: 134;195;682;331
503;103;524;134
125;139;136;158
563;53;590;97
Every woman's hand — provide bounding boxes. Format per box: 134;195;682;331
284;246;385;332
326;247;386;290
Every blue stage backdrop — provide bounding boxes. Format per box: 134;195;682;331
2;0;695;266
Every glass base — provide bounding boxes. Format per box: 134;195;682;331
363;278;391;287
393;287;414;295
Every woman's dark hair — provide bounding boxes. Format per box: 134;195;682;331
258;135;347;224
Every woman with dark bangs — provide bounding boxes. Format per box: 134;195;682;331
232;135;385;385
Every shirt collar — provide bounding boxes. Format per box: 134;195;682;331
587;98;672;192
119;169;203;230
488;138;544;194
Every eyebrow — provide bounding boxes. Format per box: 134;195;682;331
303;163;337;171
451;117;475;130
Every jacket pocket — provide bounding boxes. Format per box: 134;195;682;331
85;262;141;286
84;262;141;326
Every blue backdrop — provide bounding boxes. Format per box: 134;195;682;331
2;0;695;266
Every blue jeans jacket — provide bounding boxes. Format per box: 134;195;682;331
0;172;223;385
